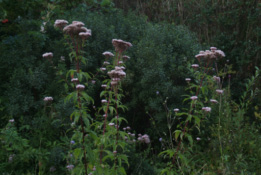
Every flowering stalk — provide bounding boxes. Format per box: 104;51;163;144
54;19;92;175
171;47;225;168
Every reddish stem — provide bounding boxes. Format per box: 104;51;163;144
100;87;112;164
75;40;88;175
171;62;211;167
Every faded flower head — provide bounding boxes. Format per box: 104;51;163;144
66;164;74;170
195;47;225;61
44;97;53;102
202;107;211;113
191;64;199;69
112;39;132;52
101;99;107;103
76;84;85;90
190;96;198;100
108;66;126;86
216;89;224;94
63;21;90;36
185;78;191;82
210;99;218;104
79;29;92;39
173;108;179;112
71;78;79;83
196;137;201;141
42;52;53;59
213;76;221;83
9;154;15;162
103;61;110;65
54;19;68;29
100;67;106;71
9;119;15;123
123;55;130;60
108;123;115;126
103;51;114;58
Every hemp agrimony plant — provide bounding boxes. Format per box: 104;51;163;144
159;47;226;174
43;19;134;175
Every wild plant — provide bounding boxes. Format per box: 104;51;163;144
47;19;136;175
159;47;228;174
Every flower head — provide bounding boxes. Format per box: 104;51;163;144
185;78;191;82
195;47;225;61
112;39;132;52
54;19;68;29
103;61;110;65
190;96;198;100
173;108;179;112
108;123;115;126
66;164;74;170
44;97;53;102
76;84;85;90
79;29;92;39
213;76;221;83
63;21;89;36
101;99;107;103
71;78;79;83
103;51;114;58
191;64;199;69
210;99;218;104
42;52;53;59
9;119;15;123
202;107;211;113
216;89;224;94
100;67;106;71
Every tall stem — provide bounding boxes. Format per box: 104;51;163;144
100;87;112;164
76;41;88;175
171;62;211;167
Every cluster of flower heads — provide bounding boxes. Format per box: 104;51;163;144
195;47;225;61
66;164;74;170
44;96;53;102
102;51;114;58
213;76;221;83
42;52;53;59
202;107;211;113
76;84;85;91
137;134;151;144
112;39;132;53
108;66;126;86
54;20;91;39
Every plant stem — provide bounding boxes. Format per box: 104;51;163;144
171;62;211;167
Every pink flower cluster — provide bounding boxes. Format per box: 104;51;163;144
44;96;53;102
112;39;132;52
108;66;126;86
102;51;114;58
54;20;91;39
42;52;53;59
54;19;68;29
137;134;151;144
195;47;225;61
76;84;85;90
202;107;211;113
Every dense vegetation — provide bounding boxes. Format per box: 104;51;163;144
0;0;260;174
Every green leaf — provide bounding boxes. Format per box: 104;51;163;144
174;130;182;140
